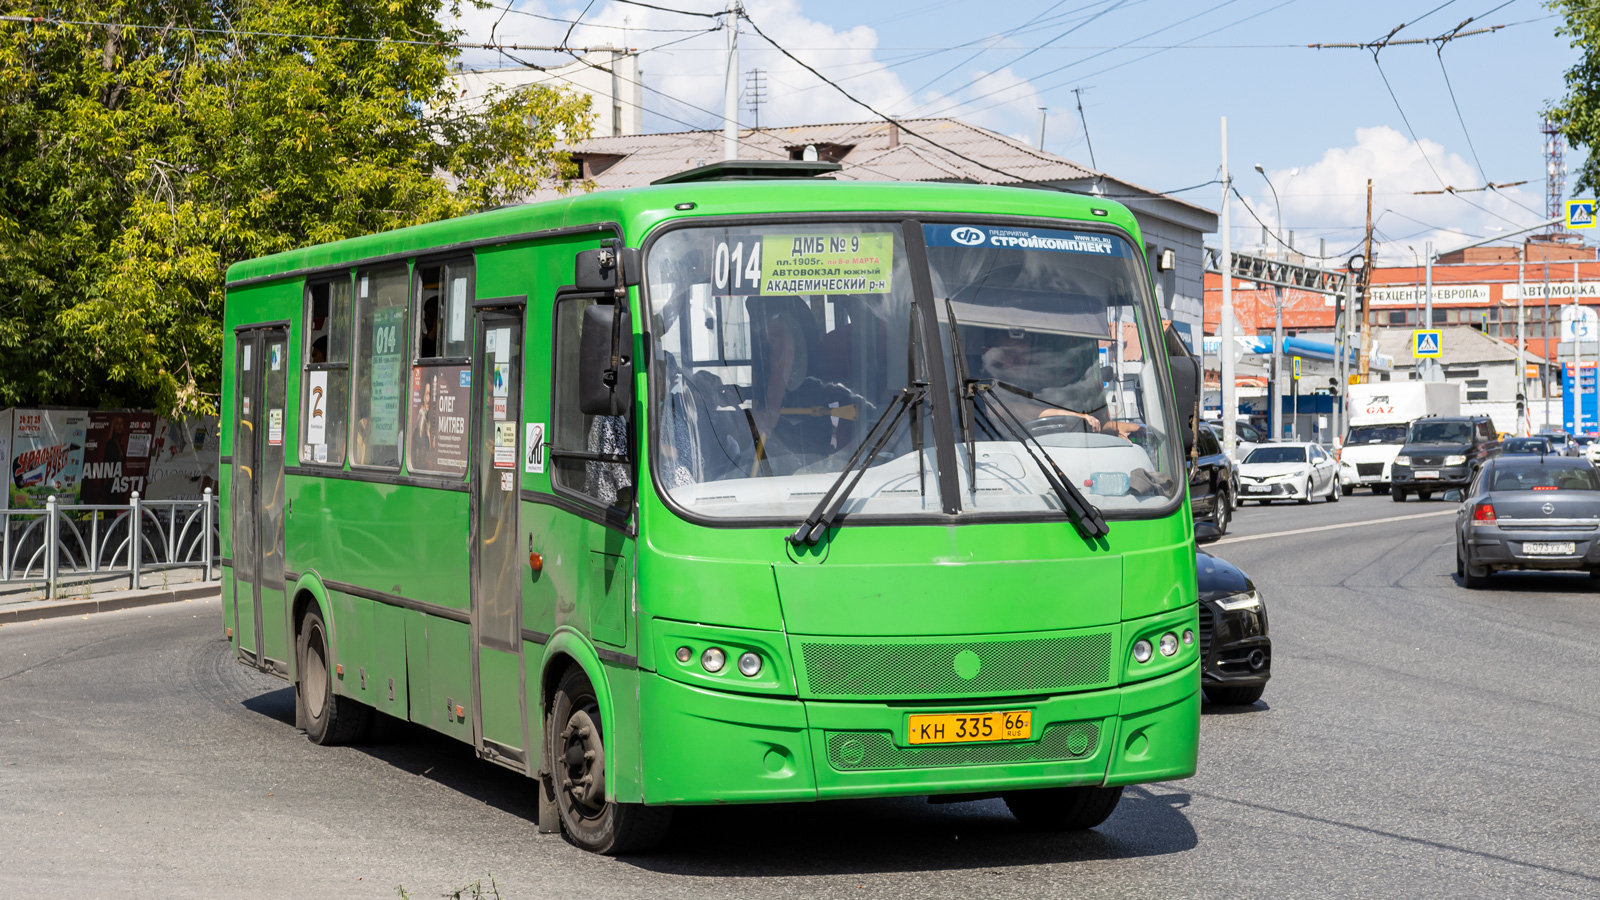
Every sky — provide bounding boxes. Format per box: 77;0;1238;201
447;0;1586;265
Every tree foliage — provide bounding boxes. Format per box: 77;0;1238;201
1551;0;1600;196
0;0;592;416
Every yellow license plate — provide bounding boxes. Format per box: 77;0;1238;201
907;710;1032;745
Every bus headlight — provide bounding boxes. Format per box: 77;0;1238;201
737;651;763;677
1132;639;1153;663
1159;632;1179;657
701;647;727;673
675;646;692;664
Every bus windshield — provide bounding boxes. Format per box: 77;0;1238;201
645;220;1180;521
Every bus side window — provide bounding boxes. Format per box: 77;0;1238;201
408;260;474;477
351;265;409;470
551;295;633;515
301;277;352;466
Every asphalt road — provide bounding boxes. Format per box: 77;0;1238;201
2;492;1598;899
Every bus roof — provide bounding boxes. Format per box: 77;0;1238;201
224;180;1143;287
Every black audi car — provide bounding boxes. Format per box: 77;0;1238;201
1391;414;1500;501
1194;524;1272;705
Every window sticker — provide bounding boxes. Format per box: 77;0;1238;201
242;396;250;416
306;370;329;445
359;275;369;298
525;422;545;474
921;224;1132;257
493;397;507;421
449;277;467;343
500;471;514;492
492;362;511;398
242;344;252;371
370;306;404;446
314;443;328;463
267;409;283;446
459;369;471;388
493;421;517;468
711;232;894;296
492;327;511;363
269;344;282;371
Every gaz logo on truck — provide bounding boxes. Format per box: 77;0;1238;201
1364;395;1393;416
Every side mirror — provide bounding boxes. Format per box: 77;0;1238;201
1194;520;1223;544
578;303;633;416
1443;489;1463;503
1169;354;1200;453
575;245;641;292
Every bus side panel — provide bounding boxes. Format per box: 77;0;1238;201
478;648;523;751
329;590;376;705
371;601;410;719
404;610;433;729
427;616;473;744
604;663;643;804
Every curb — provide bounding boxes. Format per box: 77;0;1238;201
0;584;221;625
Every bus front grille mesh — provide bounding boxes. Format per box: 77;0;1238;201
798;632;1114;699
825;723;1100;771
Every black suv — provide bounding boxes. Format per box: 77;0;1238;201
1191;423;1239;534
1391;414;1500;501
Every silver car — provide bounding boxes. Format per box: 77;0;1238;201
1454;457;1600;588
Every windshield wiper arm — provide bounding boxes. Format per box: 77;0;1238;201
943;299;979;487
788;382;928;546
971;381;1109;539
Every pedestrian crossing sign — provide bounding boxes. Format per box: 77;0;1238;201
1412;329;1443;358
1292;356;1301;380
1568;199;1596;230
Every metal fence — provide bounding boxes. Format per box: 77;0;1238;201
1;489;219;598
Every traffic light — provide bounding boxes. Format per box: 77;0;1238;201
1516;392;1526;416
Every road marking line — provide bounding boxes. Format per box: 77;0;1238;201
1213;509;1456;546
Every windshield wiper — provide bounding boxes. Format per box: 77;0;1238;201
970;381;1109;539
944;299;980;488
788;382;928;546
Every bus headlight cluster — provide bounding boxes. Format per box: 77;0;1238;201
1134;632;1185;664
680;645;764;677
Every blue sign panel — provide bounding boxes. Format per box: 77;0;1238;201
922;224;1133;257
1562;362;1599;434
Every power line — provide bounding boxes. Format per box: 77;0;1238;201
480;2;711;33
605;0;722;18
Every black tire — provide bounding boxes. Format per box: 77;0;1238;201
1375;483;1391;495
1204;684;1265;706
298;608;372;746
1329;480;1341;502
1458;542;1490;589
1214;490;1232;535
1298;480;1312;504
1392;488;1407;502
1003;785;1123;831
1341;484;1355;497
550;666;672;855
1418;490;1433;501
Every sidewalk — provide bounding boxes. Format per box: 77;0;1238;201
0;582;221;625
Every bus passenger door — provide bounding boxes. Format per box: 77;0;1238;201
470;306;528;767
231;326;291;675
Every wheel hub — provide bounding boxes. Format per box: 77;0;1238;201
560;709;606;815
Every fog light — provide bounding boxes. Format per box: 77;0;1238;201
1182;629;1194;645
1132;639;1153;663
1159;632;1179;657
675;646;692;664
737;651;762;677
701;647;726;673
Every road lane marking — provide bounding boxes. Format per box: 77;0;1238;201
1213;509;1457;546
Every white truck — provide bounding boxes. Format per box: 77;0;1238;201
1339;382;1462;495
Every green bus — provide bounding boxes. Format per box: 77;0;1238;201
221;164;1203;854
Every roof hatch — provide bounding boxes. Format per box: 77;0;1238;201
651;159;842;185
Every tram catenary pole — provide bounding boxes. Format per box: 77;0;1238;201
1219;118;1237;455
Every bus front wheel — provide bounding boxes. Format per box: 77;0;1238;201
297;607;371;746
1003;785;1123;831
549;666;671;855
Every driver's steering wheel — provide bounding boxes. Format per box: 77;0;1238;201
1023;414;1093;437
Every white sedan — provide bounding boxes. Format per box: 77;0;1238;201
1236;442;1341;505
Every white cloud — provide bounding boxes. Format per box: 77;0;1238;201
1232;126;1549;265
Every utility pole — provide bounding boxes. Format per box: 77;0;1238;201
1272;286;1284;441
1220;117;1237;455
1576;261;1585;436
1518;246;1527;435
1544;259;1552;430
1422;239;1437;382
723;2;740;161
745;68;767;130
1359;179;1374;382
1036;108;1047;149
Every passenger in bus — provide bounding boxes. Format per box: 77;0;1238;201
418;296;441;359
310;336;328;365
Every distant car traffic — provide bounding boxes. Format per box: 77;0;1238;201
1194;544;1272;706
1455;456;1600;587
1537;431;1577;457
1501;436;1556;456
1193;424;1240;534
1392;415;1499;501
1237;442;1341;504
1337;422;1408;495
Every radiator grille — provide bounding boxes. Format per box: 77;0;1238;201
1356;462;1383;477
798;632;1114;699
826;722;1100;771
1198;605;1216;658
1413;456;1445;467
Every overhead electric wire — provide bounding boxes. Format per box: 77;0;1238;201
481;2;710;33
604;0;722;18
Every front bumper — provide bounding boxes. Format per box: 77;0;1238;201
636;660;1200;805
1464;525;1600;572
1238;480;1304;500
1393;464;1471;490
1198;601;1271;687
1340;461;1391;486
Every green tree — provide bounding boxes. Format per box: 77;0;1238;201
1550;0;1600;196
0;0;591;416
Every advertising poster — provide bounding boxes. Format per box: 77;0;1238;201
145;416;220;502
8;409;89;509
409;365;471;475
79;412;157;505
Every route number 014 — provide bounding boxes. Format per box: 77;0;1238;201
714;239;763;294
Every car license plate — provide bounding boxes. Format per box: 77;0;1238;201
1415;470;1440;479
907;710;1032;745
1524;542;1576;555
1244;485;1267;493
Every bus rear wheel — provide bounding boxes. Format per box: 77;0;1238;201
1003;785;1123;831
297;608;371;746
549;666;671;855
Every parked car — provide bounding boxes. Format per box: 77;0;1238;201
1454;456;1600;587
1236;442;1341;504
1392;415;1500;501
1194;524;1272;706
1192;423;1240;534
1501;435;1556;456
